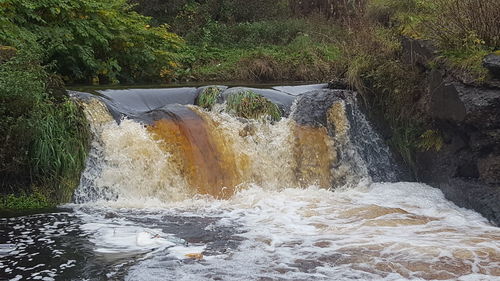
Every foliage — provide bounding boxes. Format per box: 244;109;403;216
0;0;184;84
0;52;89;205
426;0;500;50
226;91;282;121
31;100;89;202
196;86;222;109
366;0;497;81
184;19;309;47
0;52;46;187
176;17;342;82
418;130;444;152
132;0;290;32
0;192;51;210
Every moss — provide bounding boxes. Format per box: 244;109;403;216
226;90;282;121
196;86;222;110
0;192;53;211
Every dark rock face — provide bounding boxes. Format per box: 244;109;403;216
483;53;500;78
292;89;406;182
291;89;353;127
402;38;500;225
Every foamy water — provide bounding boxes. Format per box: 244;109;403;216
67;183;500;281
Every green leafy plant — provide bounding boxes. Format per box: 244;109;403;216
0;0;185;84
226;90;282;121
0;193;51;211
0;52;89;206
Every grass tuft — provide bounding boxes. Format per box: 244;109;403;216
196;86;222;110
226;90;282;121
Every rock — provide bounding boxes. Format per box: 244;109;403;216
401;37;437;68
483;53;500;78
392;38;500;225
327;78;349;90
428;69;500;129
104;212;119;219
291;89;352;127
239;124;256;137
478;155;500;184
428;70;466;122
0;46;17;64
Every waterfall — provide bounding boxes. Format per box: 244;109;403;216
71;85;401;204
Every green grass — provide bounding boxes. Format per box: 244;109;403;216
226;90;282;121
196;86;222;109
176;18;342;82
1;52;90;208
31;100;90;202
180;41;340;82
441;47;492;82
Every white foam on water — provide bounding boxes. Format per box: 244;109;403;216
79;219;177;254
118;183;500;281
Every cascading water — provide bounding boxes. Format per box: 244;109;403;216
1;85;499;281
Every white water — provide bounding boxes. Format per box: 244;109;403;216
69;183;500;281
64;90;500;280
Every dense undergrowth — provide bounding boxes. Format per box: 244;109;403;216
0;52;89;210
176;18;342;81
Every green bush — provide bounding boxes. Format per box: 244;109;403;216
0;193;51;211
0;0;184;84
226;90;282;121
0;52;89;205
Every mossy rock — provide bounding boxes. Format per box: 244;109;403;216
226;90;282;121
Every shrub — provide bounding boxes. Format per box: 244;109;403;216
427;0;500;50
0;0;184;84
0;52;89;204
0;193;51;211
226;91;282;121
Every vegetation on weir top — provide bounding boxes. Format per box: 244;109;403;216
226;90;282;122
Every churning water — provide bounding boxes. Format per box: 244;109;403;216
1;85;499;281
